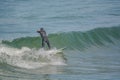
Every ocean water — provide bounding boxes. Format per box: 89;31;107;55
0;0;120;80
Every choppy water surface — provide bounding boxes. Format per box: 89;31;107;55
0;0;120;80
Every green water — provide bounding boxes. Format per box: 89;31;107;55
2;27;120;49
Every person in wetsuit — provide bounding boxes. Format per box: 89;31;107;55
37;28;51;49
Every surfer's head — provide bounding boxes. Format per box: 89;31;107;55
40;28;44;31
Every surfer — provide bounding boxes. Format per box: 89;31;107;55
37;28;51;49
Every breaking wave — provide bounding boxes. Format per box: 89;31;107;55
0;45;66;69
1;26;120;69
2;26;120;50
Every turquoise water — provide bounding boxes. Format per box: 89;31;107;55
0;0;120;80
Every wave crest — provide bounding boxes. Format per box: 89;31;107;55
2;27;120;50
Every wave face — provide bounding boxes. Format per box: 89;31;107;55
2;27;120;50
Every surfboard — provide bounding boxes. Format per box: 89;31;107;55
55;47;66;53
45;47;65;55
59;47;66;50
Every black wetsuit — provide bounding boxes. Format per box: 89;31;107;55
37;30;51;49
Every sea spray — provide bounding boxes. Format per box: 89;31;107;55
0;45;66;69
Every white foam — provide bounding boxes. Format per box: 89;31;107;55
0;45;66;69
